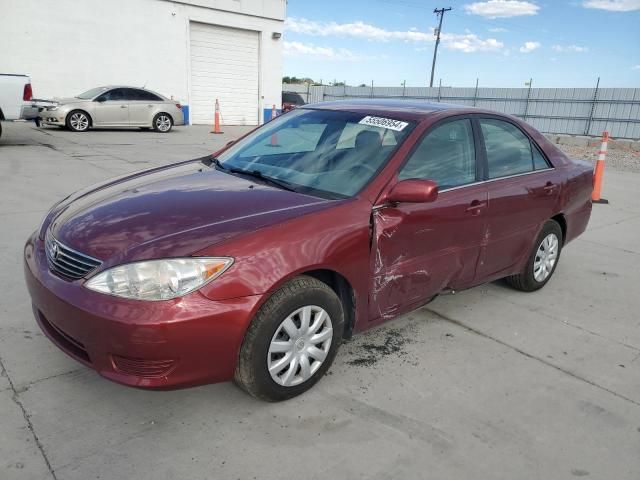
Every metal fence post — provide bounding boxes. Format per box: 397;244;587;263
584;77;600;136
306;82;310;104
473;78;479;107
523;78;533;120
437;78;442;102
371;80;374;98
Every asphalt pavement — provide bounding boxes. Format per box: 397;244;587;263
1;121;639;480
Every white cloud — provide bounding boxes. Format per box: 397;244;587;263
285;17;504;54
464;0;540;18
519;41;541;53
489;27;509;32
285;17;431;42
582;0;640;11
632;64;640;70
283;41;374;61
443;33;504;52
552;44;589;53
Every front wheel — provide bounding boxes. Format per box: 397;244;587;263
506;220;563;292
66;110;91;132
235;276;344;401
152;113;173;132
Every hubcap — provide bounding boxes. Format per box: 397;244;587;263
156;115;171;132
533;233;559;282
267;305;333;387
70;113;89;131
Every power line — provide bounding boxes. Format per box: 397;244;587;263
429;7;451;88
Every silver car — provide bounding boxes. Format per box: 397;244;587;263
39;86;185;133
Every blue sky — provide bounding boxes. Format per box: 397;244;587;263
283;0;640;87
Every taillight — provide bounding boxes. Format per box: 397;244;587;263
175;103;182;110
23;83;33;101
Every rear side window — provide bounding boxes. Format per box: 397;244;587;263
131;89;163;101
480;119;541;179
532;146;550;170
399;118;476;189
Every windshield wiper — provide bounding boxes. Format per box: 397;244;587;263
211;158;298;193
230;168;299;193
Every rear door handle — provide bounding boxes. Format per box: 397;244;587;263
120;105;128;108
466;200;487;214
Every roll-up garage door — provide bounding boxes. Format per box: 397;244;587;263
190;22;260;125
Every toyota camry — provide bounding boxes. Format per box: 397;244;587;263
24;99;593;401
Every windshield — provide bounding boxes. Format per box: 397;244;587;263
76;87;108;99
216;108;415;199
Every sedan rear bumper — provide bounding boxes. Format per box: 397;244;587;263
24;231;260;389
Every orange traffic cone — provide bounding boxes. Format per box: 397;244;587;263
592;131;609;204
211;99;223;134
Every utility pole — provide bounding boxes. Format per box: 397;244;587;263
429;7;451;88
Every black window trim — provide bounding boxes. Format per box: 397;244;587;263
473;114;554;182
396;113;484;193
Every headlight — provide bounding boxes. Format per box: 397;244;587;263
85;257;233;301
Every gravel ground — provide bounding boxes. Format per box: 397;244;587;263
556;143;640;172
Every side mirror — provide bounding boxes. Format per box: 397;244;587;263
95;97;106;102
385;179;439;204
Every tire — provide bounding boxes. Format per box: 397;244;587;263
152;113;173;133
235;275;344;401
66;110;91;132
506;220;563;292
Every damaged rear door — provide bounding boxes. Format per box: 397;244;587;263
369;117;488;321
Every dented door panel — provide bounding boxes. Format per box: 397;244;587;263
370;183;488;321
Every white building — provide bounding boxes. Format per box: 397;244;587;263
1;0;286;125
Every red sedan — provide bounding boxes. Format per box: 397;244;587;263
24;100;593;401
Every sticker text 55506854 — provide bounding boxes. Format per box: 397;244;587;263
358;116;409;132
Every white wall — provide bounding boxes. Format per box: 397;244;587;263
0;0;285;123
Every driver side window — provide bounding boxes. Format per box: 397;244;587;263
96;88;126;102
399;119;476;190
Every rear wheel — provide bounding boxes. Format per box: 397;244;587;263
152;113;172;132
506;220;563;292
235;276;344;401
66;110;91;132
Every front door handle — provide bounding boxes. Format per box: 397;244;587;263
120;105;128;108
543;182;557;195
466;200;487;214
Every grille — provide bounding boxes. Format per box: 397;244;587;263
111;355;176;378
45;232;102;280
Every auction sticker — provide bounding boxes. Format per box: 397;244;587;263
358;116;408;132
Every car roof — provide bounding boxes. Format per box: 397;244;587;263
305;98;484;121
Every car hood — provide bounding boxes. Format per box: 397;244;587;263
48;159;334;264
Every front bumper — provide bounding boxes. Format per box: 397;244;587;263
23;231;261;389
